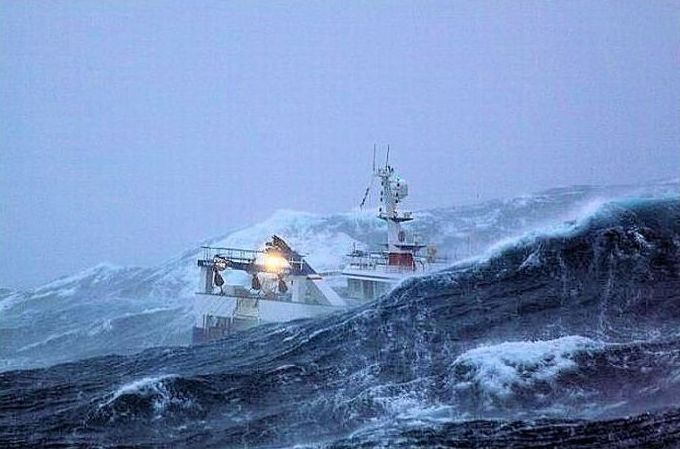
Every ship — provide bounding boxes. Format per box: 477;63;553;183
192;149;447;343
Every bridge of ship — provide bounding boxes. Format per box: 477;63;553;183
345;250;447;273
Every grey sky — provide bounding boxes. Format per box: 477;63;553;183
1;1;679;288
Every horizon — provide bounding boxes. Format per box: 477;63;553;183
5;176;678;291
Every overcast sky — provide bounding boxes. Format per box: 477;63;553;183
1;1;679;288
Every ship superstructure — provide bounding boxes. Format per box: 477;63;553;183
341;149;445;300
192;148;445;343
193;236;346;343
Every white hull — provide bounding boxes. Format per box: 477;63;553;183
193;293;343;325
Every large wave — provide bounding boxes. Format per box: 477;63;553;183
2;181;677;372
1;197;678;448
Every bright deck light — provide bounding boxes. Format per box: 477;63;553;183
263;253;289;273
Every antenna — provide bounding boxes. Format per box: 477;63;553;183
360;146;376;209
385;144;390;168
372;144;376;174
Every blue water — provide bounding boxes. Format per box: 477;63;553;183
1;198;679;448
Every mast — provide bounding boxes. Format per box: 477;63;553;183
374;147;422;267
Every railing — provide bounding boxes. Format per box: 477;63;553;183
201;246;261;263
199;245;307;272
345;252;449;274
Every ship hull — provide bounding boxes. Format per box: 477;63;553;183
191;294;343;343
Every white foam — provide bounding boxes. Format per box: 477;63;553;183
450;336;603;398
473;198;614;264
33;262;123;294
87;319;113;336
108;375;176;402
100;374;194;416
0;292;23;313
16;329;81;352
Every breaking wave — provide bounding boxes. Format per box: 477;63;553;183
0;197;679;448
449;336;602;400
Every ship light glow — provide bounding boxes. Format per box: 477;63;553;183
263;254;289;273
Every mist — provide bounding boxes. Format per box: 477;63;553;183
2;1;679;288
